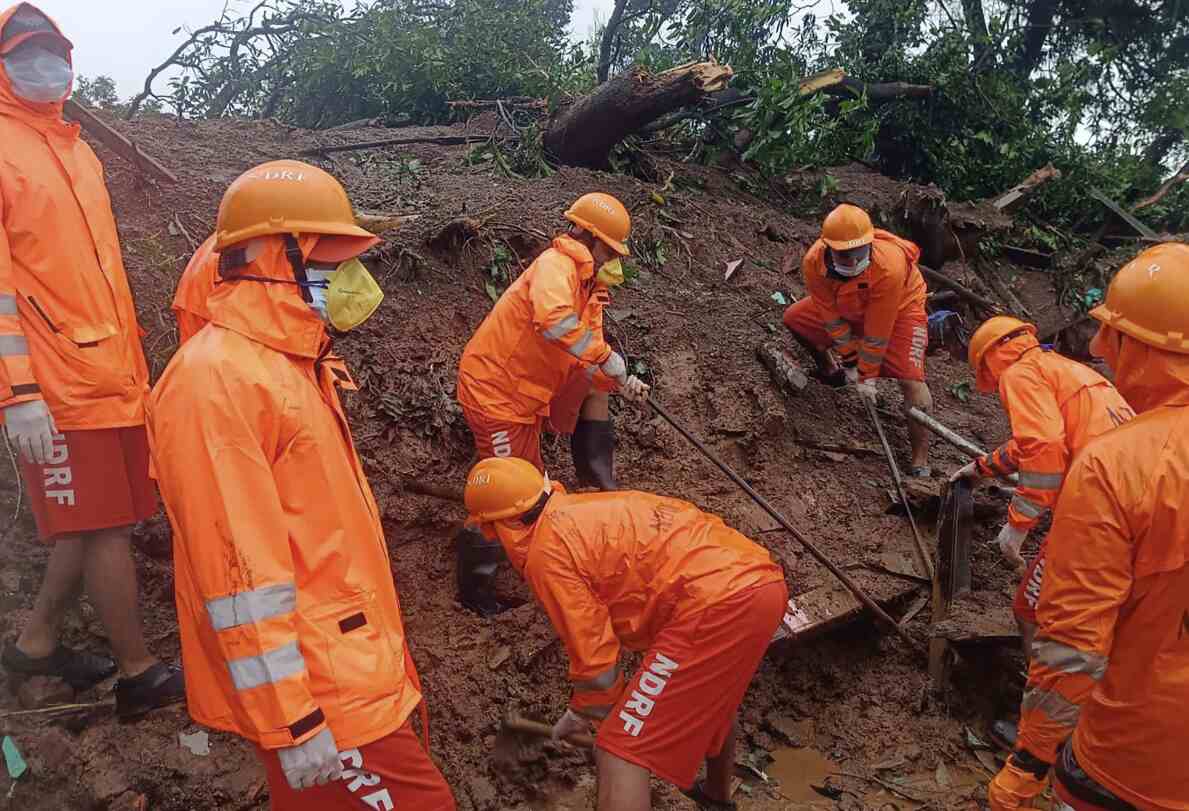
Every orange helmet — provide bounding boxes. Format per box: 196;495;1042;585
821;204;874;251
968;315;1036;392
465;458;551;524
1090;242;1189;354
215;160;379;255
565;193;631;256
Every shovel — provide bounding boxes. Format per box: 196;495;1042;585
493;710;594;766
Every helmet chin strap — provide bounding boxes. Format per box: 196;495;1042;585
282;234;314;304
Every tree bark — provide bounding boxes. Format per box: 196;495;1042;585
597;0;629;84
1012;0;1058;77
543;60;733;168
961;0;992;68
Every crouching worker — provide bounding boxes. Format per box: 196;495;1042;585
148;161;454;810
463;458;788;811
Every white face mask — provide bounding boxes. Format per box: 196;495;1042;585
3;45;73;103
832;247;871;278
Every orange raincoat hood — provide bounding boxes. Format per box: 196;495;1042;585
1102;329;1189;414
206;235;327;359
0;4;73;123
978;330;1039;393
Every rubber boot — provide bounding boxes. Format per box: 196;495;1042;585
455;527;507;617
570;419;617;490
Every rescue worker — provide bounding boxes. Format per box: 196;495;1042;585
783;204;934;475
464;457;788;811
988;242;1189;811
0;2;184;716
147;161;455;809
454;192;650;615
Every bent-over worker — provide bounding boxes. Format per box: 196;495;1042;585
987;243;1189;811
782;203;934;475
464;457;787;811
454;192;650;615
148;161;454;809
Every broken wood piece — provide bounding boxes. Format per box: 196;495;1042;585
64;99;177;184
769;580;920;646
543;59;733;168
1132;160;1189;211
906;408;1019;484
918;264;1001;313
299;135;509;156
1088;187;1158;239
756;344;809;394
991;164;1061;212
1002;245;1053;269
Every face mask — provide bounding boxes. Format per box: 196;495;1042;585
832;249;871;278
303;258;384;331
597;258;625;287
3;45;72;103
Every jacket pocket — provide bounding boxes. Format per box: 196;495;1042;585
516;376;557;407
23;295;129;398
297;592;400;715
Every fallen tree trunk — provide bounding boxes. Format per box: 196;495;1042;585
543;59;733;168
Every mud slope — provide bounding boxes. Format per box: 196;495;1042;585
0;115;1040;810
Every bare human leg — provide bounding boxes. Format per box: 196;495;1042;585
16;535;85;658
704;715;739;803
580;390;610;420
596;747;651;811
82;525;157;678
900;379;933;470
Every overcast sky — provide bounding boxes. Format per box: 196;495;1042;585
29;0;615;99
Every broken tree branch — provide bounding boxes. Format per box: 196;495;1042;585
970;261;1032;319
1132;160;1189;212
446;97;547;111
991;164;1061;212
64;100;178;184
918;264;1001;313
799;67;933;103
907;407;1019;485
298;135;510;156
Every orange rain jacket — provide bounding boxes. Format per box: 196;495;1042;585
501;488;785;717
458;235;618;424
172;234;219;344
147;236;421;751
801;229;927;381
975;332;1133;531
0;4;149;428
1018;337;1189;809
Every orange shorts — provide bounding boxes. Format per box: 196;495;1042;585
1013;544;1047;626
460;407;545;472
257;720;455;811
782;298;928;381
595;580;788;790
17;426;157;542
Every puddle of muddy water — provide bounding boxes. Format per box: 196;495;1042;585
766;746;838;805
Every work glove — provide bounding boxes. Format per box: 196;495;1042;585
843;366;860;386
600;351;628;385
277;727;342;791
996;523;1029;574
620;375;650;402
987;757;1048;810
854;378;877;406
2;400;57;465
551;708;590;743
949;460;981;483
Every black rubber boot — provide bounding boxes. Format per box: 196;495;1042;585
456;527;508;617
2;640;116;691
570;419;617;491
115;662;186;720
990;719;1019;751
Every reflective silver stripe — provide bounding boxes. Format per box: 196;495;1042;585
1012;495;1046;519
1021;686;1081;726
584;363;598;381
580;704;612;720
0;334;29;356
543;313;581;341
859;348;884;365
863;336;889;347
0;294;16;316
574;665;619;692
206;583;297;632
1031;638;1108;681
1019;471;1064;490
566;329;594;359
227;641;305;691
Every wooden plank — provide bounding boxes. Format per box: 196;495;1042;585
1089;187;1158;239
63;99;177;184
770;579;918;646
929;480;973;685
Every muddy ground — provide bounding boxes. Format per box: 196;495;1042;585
0;114;1082;810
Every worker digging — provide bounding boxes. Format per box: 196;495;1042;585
0;7;1186;809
